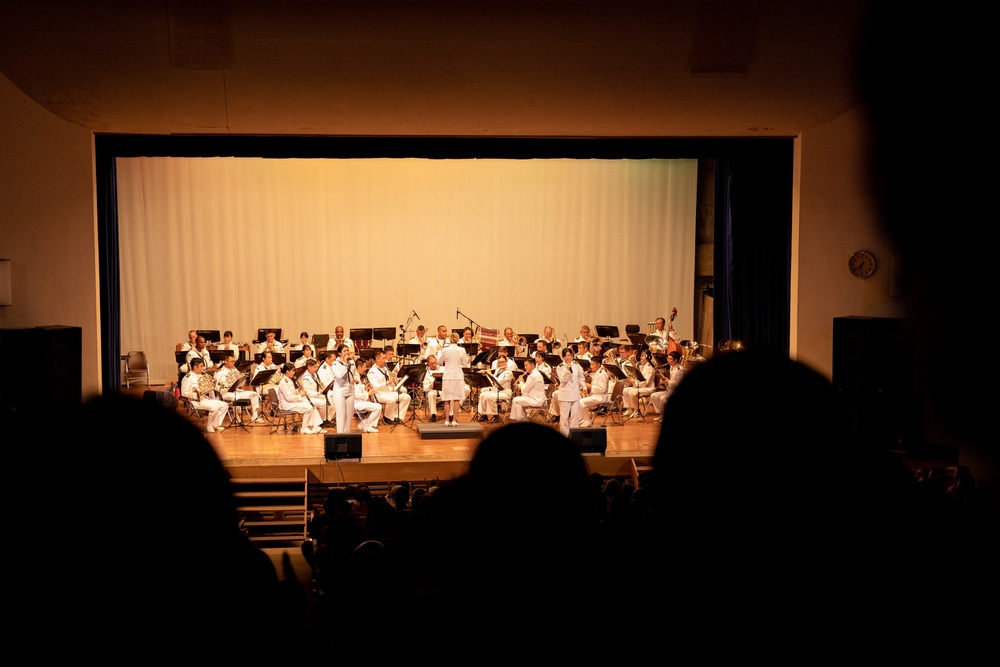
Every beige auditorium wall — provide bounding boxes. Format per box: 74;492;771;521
792;105;907;379
0;73;101;398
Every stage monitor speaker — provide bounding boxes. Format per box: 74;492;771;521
569;427;607;455
324;433;362;461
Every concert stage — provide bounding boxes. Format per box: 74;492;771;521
205;410;658;485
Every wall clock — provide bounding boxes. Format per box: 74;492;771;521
848;250;877;278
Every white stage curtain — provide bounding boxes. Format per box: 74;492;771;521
117;157;697;382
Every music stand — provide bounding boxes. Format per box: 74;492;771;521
465;368;493;421
289;349;303;364
475;368;507;422
596;325;619;339
224;373;251;432
621;363;648;424
358;348;378;362
472;346;497;368
373;327;396;348
197;329;221;344
391;364;423;432
350;328;373;349
312;333;330;352
461;342;480;357
397;343;420;363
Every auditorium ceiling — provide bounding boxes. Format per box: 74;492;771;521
0;1;872;137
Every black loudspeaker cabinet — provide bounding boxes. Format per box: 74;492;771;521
1;325;81;416
832;316;920;449
569;427;607;455
324;433;363;460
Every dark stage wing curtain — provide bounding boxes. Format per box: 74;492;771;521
96;145;121;392
715;150;792;354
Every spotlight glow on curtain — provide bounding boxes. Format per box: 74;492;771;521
117;157;696;382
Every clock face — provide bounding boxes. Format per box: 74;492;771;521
849;250;876;278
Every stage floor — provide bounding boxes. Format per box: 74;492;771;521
156;388;662;483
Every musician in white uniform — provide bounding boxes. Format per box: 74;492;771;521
509;357;547;422
299;358;332;425
409;325;431;360
425;325;449;360
579;357;611;428
652;315;677;342
179;329;198;352
293;344;314;368
185;336;215;374
351;358;381;433
215;353;262;423
623;349;655;417
276;363;324;434
533;326;558;351
331;326;354;352
252;351;280;394
291;332;311;351
330;345;355;434
422;354;444;422
478;351;513;423
498;327;518;350
555;348;587;437
181;358;228;433
258;330;284;354
367;350;411;423
316;351;338;428
215;330;241;360
650;350;685;421
437;332;469;427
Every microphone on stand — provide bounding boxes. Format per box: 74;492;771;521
456;307;460;319
413;310;421;320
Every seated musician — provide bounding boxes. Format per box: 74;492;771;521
409;325;431;360
367;349;411;424
258;330;284;354
383;345;399;371
179;329;198;352
575;340;592;361
299;358;332;426
276;362;324;435
184;336;216;374
216;330;240;355
215;352;262;423
331;325;354;352
575;325;592;344
477;350;514;423
498;327;518;350
492;353;517;373
533;339;550;355
316;350;338;428
351;357;382;433
294;344;315;368
426;324;449;360
579;356;611;428
533;350;553;379
652;315;677;342
649;350;684;422
461;327;478;363
623;348;655;418
291;331;311;351
589;336;604;358
252;350;280;396
181;358;228;433
509;357;547;422
533;325;558;350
